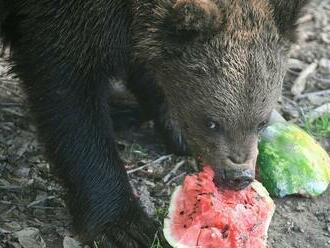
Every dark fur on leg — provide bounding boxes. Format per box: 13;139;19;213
1;1;156;245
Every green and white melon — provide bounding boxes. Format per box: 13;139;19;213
258;122;330;197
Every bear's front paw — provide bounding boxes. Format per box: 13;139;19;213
104;216;160;248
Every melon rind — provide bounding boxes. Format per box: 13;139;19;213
251;181;276;241
163;185;190;248
258;122;330;197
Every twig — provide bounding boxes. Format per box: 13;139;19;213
288;58;307;72
0;102;21;107
27;196;56;208
29;206;61;210
0;185;24;191
0;206;16;217
291;62;318;97
296;89;330;100
1;107;25;117
297;13;314;24
0;78;20;85
287;68;301;76
127;154;172;174
163;160;185;183
312;75;330;83
166;172;187;186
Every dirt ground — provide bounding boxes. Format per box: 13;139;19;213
1;1;330;248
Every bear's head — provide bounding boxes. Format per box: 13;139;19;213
133;0;309;190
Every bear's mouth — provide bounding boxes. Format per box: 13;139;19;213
196;156;256;191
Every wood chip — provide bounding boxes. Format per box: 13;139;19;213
127;155;172;174
291;62;318;97
163;160;185;183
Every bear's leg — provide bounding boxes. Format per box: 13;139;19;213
16;65;157;247
4;15;157;248
127;65;190;156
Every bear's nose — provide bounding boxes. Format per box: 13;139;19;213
214;169;254;191
227;153;248;165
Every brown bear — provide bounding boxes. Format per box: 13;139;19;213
0;0;308;247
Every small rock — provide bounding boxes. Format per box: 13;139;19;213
63;236;82;248
15;228;46;248
14;167;31;178
319;58;330;73
292;225;304;233
300;31;316;42
321;32;330;44
4;222;22;231
325;225;330;233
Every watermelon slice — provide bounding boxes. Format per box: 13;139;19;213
163;167;275;248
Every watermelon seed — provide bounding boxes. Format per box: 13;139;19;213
255;195;262;201
198;192;212;196
239;235;248;242
183;225;187;228
249;223;260;232
222;225;230;239
179;211;184;215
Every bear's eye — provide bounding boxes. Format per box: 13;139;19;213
207;120;220;131
208;121;217;129
206;119;225;134
257;120;269;133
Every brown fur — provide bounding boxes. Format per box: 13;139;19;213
174;0;221;18
173;0;223;32
0;0;309;244
224;0;275;42
132;0;309;188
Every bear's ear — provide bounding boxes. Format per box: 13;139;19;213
170;0;223;35
269;0;310;41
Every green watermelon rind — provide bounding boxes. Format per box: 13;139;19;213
258;122;330;198
163;185;190;248
251;180;276;242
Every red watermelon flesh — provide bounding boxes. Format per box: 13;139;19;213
163;166;275;248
